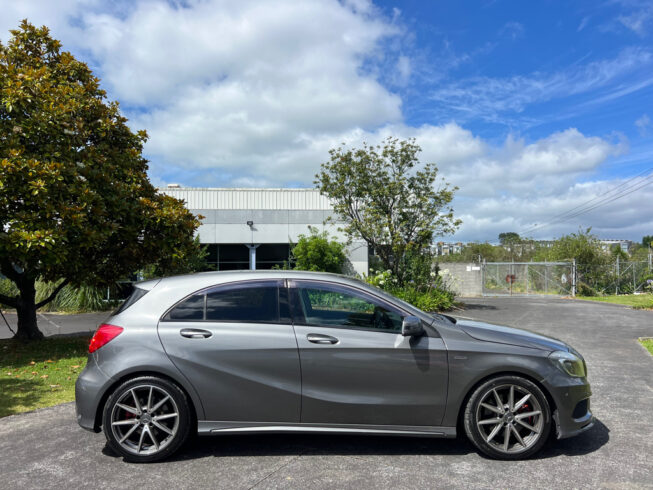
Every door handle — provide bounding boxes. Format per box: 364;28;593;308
307;333;339;345
180;328;212;339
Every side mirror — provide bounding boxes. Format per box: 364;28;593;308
401;316;424;337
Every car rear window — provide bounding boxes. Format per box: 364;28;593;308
113;287;149;315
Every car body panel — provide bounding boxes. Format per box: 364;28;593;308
158;320;301;422
294;325;448;426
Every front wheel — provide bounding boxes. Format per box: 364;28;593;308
464;375;551;460
102;376;191;463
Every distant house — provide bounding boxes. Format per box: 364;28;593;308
599;239;633;253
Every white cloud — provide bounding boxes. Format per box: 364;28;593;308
428;47;653;124
635;114;650;135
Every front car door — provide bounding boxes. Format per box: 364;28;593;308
158;279;301;422
290;280;448;427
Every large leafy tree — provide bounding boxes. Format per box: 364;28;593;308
315;137;461;284
0;22;200;340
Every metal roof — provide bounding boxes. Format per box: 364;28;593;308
158;187;333;210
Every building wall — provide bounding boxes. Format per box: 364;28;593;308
438;262;483;297
160;188;368;275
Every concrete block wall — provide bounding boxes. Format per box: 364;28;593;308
438;262;483;297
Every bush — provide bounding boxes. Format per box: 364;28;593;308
291;229;347;273
392;286;455;312
364;268;455;312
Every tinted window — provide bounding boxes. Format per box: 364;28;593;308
206;283;279;323
113;287;148;315
294;282;403;332
166;294;204;321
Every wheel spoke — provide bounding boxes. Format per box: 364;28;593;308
509;385;515;412
131;389;142;414
148;427;160;450
486;422;503;443
516;418;539;433
152;420;173;435
137;427;146;452
492;389;505;413
514;393;531;409
502;425;511;451
480;402;503;415
478;417;502;425
116;403;138;415
510;424;526;447
147;387;153;412
112;419;138;427
119;423;139;443
515;410;541;420
150;395;170;414
153;413;178;422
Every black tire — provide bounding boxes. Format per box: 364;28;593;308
463;375;551;460
102;376;192;463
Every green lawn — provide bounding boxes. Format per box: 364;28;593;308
0;335;90;418
578;294;653;309
640;338;653;356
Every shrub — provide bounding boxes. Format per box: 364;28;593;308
291;229;347;273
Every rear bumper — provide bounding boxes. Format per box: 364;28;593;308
75;354;111;433
543;372;594;439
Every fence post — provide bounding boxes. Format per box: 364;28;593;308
615;256;619;295
633;263;636;293
572;259;576;297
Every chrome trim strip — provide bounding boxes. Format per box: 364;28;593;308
198;421;456;438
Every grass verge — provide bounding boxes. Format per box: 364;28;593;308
0;335;90;418
639;338;653;356
578;294;653;309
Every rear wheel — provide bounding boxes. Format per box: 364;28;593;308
102;376;191;463
464;375;551;459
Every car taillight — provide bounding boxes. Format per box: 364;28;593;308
89;324;124;353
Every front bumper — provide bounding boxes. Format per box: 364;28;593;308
75;354;112;433
543;371;594;439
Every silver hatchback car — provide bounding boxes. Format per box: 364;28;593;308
75;270;593;462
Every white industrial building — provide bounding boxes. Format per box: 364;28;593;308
159;186;369;276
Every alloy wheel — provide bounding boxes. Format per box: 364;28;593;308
475;383;544;455
110;384;180;456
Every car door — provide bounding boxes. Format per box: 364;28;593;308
290;280;448;427
158;279;301;422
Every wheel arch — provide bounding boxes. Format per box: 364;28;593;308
93;370;201;433
454;370;558;432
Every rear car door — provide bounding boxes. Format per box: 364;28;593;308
290;280;448;427
158;279;301;422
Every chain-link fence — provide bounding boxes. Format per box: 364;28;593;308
577;258;653;295
482;262;575;296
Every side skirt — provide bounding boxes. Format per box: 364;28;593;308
198;421;457;438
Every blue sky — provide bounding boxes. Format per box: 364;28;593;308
1;0;652;243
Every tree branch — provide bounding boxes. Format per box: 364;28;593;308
35;278;70;309
0;293;18;308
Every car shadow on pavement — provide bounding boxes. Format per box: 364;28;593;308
102;418;609;462
536;418;610;459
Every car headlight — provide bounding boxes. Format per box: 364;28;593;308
549;350;586;378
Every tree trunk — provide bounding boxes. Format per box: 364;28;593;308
15;280;43;341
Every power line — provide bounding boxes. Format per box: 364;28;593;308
521;166;653;235
522;170;653;235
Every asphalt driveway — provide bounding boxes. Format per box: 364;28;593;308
0;297;651;489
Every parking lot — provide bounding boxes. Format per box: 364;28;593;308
0;297;651;489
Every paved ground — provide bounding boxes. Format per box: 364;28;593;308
0;311;108;339
0;297;651;489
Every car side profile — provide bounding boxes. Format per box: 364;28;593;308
75;270;594;462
